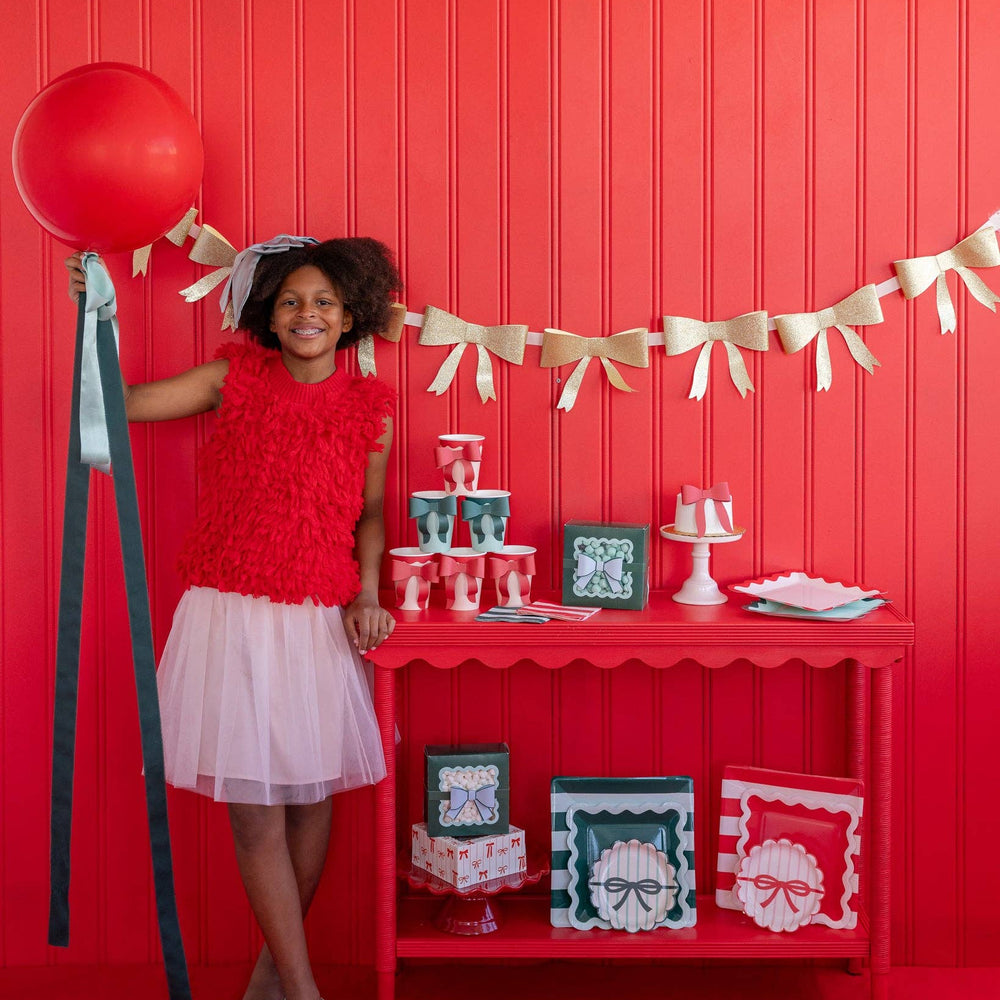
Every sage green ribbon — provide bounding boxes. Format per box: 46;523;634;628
49;295;190;1000
79;254;120;473
408;494;457;546
461;495;511;546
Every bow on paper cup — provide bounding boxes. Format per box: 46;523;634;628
437;434;485;495
461;490;511;553
488;545;536;608
408;491;457;554
439;548;486;611
389;548;440;611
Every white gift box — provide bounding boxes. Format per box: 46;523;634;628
410;822;527;889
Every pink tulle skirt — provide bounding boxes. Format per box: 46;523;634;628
156;586;386;805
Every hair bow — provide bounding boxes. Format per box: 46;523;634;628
663;310;769;400
894;226;1000;335
419;305;528;403
680;482;733;537
540;327;649;411
773;285;883;391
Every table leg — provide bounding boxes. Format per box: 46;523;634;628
374;665;397;991
870;664;893;999
847;663;866;977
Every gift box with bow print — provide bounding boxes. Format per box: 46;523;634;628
562;521;650;610
424;742;510;837
411;822;526;887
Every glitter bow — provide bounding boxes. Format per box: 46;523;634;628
773;285;883;391
663;310;769;400
356;302;407;377
540;327;649;411
132;206;199;276
893;226;1000;335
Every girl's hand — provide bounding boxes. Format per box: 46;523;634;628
344;593;395;654
65;251;93;301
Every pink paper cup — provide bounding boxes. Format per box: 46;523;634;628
438;547;487;612
487;545;536;608
436;434;485;495
389;547;439;611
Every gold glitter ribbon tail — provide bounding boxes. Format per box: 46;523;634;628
427;343;469;395
687;342;714;400
475;344;496;403
357;335;377;376
956;265;1000;314
723;341;755;397
555;356;593;411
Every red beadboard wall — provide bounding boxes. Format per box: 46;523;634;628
1;0;998;972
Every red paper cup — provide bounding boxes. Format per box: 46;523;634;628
487;545;536;608
436;434;485;495
389;547;439;611
438;547;487;611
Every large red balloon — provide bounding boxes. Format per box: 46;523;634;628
12;62;204;253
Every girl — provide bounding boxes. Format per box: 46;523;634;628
67;236;401;1000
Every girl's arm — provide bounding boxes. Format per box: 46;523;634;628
343;416;396;653
66;252;227;421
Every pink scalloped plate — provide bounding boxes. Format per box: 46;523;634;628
730;572;883;612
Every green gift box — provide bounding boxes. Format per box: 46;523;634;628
424;743;510;838
562;521;650;610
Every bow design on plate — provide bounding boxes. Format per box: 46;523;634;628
736;873;824;913
436;441;482;490
773;285;883;391
488;554;536;603
589;876;671;913
663;310;769;400
894;226;1000;335
681;482;733;537
419;305;528;403
132;206;199;276
408;495;458;546
446;783;497;821
461;496;511;546
575;552;624;594
540;327;649;411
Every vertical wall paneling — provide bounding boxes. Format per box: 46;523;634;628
3;0;999;973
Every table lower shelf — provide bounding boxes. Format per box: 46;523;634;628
396;893;871;960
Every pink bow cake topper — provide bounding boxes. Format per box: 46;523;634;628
681;481;733;537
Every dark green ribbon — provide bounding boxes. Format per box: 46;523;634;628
49;297;190;1000
408;495;457;545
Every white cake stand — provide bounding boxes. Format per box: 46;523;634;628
660;524;745;605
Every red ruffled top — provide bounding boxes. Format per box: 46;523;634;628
176;342;395;607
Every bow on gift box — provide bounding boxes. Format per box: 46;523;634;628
436;441;483;490
894;226;1000;335
419;305;528;403
461;496;511;546
589;876;671;913
663;310;769;400
575;552;624;594
408;495;457;546
446;783;497;821
488;553;536;602
773;285;883;392
680;482;733;537
736;873;824;914
391;559;440;606
540;327;649;411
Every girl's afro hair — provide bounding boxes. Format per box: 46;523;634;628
239;237;403;351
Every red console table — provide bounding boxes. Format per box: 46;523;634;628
367;593;914;1000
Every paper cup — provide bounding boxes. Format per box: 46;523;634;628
439;547;487;611
487;545;536;608
408;491;457;554
436;434;485;495
389;547;439;611
461;490;511;553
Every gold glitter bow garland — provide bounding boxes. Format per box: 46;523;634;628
131;207;200;276
539;327;649;411
356;303;407;376
773;284;883;392
893;226;1000;335
663;310;768;400
418;305;528;403
177;225;242;328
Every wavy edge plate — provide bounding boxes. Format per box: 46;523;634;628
743;597;887;621
730;571;883;611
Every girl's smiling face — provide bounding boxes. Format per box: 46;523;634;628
269;265;353;377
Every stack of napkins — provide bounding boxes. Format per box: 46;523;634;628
476;601;601;624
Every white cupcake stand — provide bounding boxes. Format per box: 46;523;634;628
660;524;744;605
